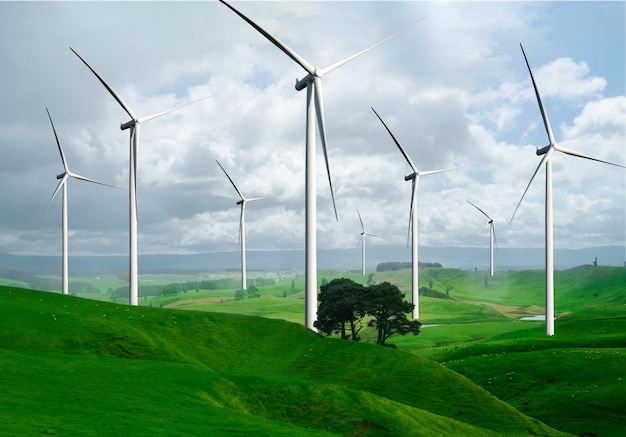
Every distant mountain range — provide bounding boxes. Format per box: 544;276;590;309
1;245;624;276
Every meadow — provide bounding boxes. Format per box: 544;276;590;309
0;264;624;436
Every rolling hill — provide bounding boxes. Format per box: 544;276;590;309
0;285;570;436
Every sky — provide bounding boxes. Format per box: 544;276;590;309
0;1;624;263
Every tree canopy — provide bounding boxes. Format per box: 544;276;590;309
314;278;365;341
315;278;421;346
365;282;421;346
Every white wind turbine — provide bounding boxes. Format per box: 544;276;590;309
216;160;267;290
467;201;496;276
357;210;380;276
220;0;407;330
372;107;460;320
70;47;210;306
511;43;625;336
44;107;117;296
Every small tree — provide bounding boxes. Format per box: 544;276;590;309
315;278;366;341
364;281;421;347
235;289;246;300
247;285;260;298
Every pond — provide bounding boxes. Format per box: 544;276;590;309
519;315;546;321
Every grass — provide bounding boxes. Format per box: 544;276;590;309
1;264;624;436
0;285;569;436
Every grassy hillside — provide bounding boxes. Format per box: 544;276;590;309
0;285;569;436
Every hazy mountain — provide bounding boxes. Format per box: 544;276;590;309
1;245;623;276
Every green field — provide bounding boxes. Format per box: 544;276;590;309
1;264;624;436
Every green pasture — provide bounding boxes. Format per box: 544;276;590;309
0;264;624;435
0;285;569;436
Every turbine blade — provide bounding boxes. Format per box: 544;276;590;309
317;22;414;77
137;94;212;124
218;0;315;75
510;148;553;224
407;179;417;248
555;144;626;169
68;172;120;190
520;43;556;146
371;107;418;173
492;222;498;250
216;159;244;200
238;203;244;244
45;108;69;173
357;209;365;232
314;78;338;221
246;196;270;202
44;177;66;217
467;200;492;220
356;234;364;248
419;167;461;177
70;47;138;122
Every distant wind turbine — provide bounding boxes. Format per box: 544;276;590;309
467;201;496;276
44;107;117;296
220;0;408;330
357;210;380;276
510;43;625;336
70;47;210;306
216;160;267;290
372;107;460;320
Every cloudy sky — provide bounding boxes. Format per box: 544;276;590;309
0;1;624;261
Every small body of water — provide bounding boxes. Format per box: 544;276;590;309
421;324;441;328
519;315;545;321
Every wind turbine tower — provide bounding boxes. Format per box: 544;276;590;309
220;0;406;330
70;48;210;306
357;210;379;276
467;201;496;276
511;44;625;336
216;160;267;290
372;107;460;319
44;107;117;296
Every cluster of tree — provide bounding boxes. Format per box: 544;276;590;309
314;278;421;347
376;261;443;272
235;285;260;300
108;277;276;300
418;286;452;299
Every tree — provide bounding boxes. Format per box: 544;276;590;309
235;289;246;300
364;282;421;347
247;285;260;298
367;273;375;286
315;278;366;341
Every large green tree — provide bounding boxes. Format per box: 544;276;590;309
315;278;366;341
365;281;421;346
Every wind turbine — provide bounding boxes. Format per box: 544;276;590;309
216;159;267;290
70;47;210;306
356;210;379;276
467;200;496;276
372;107;460;320
220;0;407;330
511;43;625;336
44;107;117;296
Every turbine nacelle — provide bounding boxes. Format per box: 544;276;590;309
536;144;552;156
121;120;136;131
295;73;315;91
56;173;65;180
405;173;417;181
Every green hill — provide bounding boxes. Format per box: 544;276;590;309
0;285;569;436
